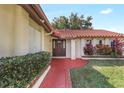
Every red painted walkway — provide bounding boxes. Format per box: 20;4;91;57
39;58;88;88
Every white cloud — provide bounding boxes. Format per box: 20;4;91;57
100;8;113;14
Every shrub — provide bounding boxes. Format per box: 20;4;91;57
96;44;112;55
111;39;123;57
84;44;94;55
0;51;51;88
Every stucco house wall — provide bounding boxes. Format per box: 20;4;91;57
65;38;115;59
29;17;52;53
0;5;17;57
14;5;30;56
0;5;52;58
44;33;52;52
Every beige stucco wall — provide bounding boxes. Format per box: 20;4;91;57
0;4;52;58
28;18;44;53
14;5;30;56
29;17;52;53
0;5;16;57
44;33;52;52
28;25;41;53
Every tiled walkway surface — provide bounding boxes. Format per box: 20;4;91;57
39;58;88;88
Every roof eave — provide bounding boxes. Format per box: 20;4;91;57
19;4;52;33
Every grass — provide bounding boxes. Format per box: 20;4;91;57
70;60;124;88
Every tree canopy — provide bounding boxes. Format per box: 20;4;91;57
51;12;93;30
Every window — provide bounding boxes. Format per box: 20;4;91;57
86;40;92;45
110;39;114;47
99;40;102;45
57;41;61;43
111;40;116;47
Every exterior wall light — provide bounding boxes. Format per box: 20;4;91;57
40;19;45;23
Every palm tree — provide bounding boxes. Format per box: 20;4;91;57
83;16;93;30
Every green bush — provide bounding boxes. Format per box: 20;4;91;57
0;51;51;88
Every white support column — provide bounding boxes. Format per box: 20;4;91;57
105;38;110;46
75;39;81;58
81;39;85;56
71;39;76;60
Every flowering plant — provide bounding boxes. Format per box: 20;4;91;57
111;39;123;56
96;44;112;55
84;43;94;55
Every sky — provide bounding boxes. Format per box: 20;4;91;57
41;4;124;33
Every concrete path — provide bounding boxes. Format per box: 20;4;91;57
39;58;88;88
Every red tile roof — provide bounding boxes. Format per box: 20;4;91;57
53;29;124;39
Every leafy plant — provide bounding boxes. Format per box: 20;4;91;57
84;44;94;55
0;51;51;88
96;44;112;55
111;39;123;57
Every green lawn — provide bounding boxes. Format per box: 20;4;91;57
70;60;124;88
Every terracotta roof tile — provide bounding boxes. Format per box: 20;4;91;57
53;29;124;39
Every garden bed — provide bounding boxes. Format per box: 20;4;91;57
70;60;124;88
26;61;51;88
0;51;51;88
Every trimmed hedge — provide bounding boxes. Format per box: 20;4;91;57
0;51;51;88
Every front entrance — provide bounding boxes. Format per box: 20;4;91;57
52;39;66;56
